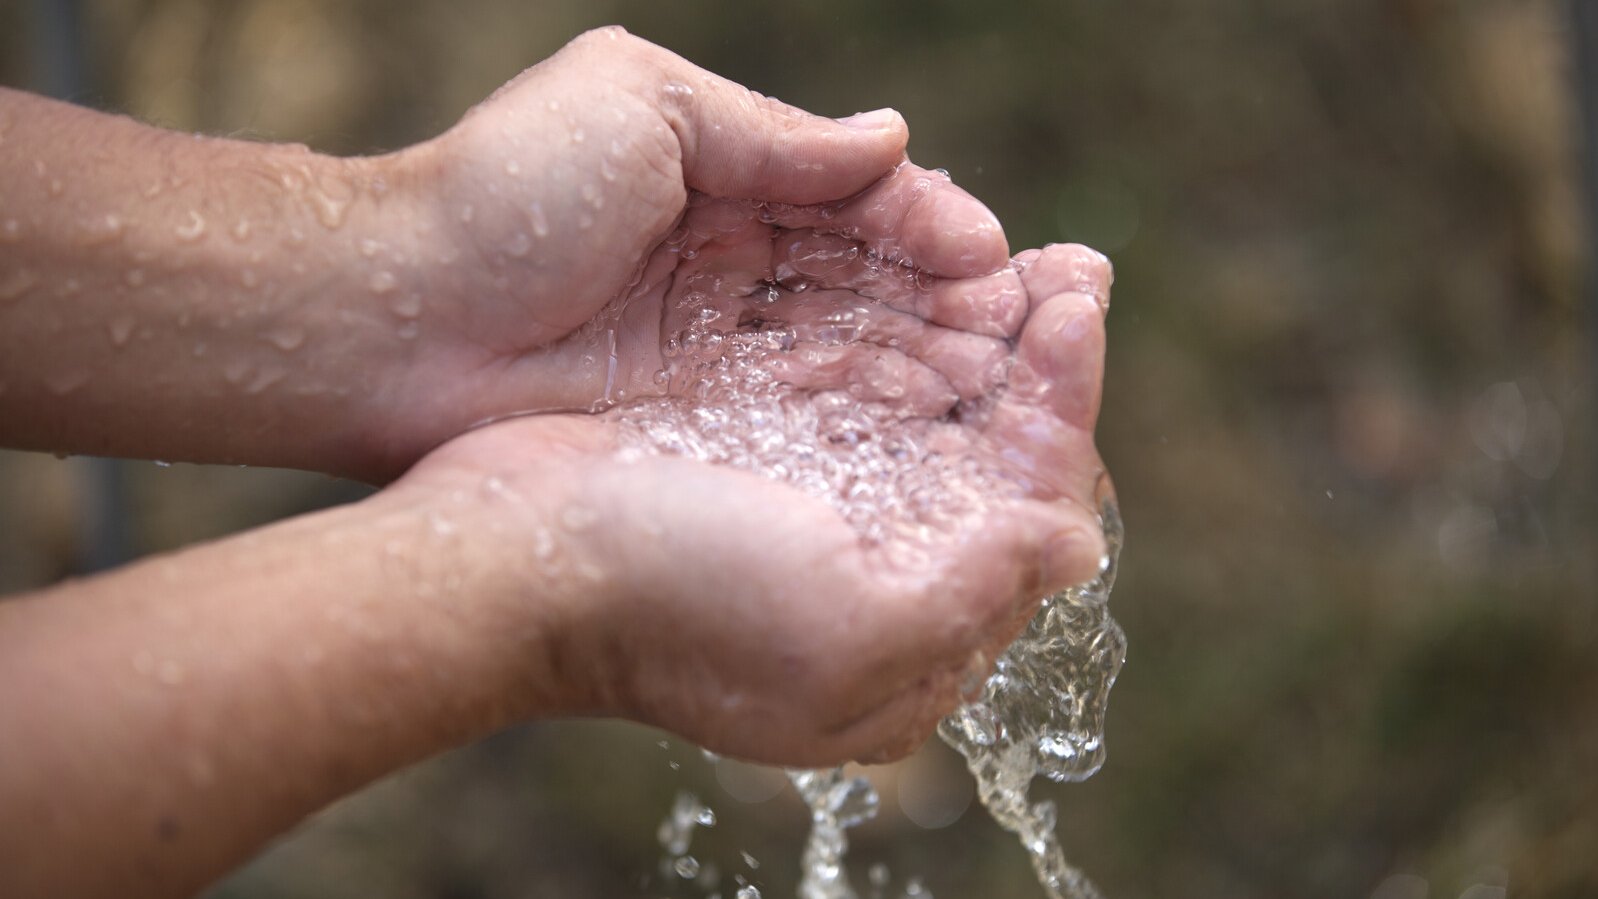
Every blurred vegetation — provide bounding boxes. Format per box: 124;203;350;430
2;1;1594;897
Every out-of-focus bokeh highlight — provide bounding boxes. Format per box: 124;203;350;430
2;2;1594;897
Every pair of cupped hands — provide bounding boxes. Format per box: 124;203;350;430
349;27;1113;766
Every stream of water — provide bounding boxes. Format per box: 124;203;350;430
619;231;1123;898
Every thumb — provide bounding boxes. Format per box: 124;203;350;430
566;28;909;204
668;90;909;204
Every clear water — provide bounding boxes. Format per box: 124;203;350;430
937;492;1124;899
620;226;1123;898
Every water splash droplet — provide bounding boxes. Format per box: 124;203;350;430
107;315;136;347
529;200;550;238
84;213;125;244
47;369;90;395
390;294;422;319
175;210;206;242
266;325;306;352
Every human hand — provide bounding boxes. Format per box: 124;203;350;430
362;27;1011;476
387;239;1113;767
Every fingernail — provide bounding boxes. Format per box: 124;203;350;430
838;108;901;131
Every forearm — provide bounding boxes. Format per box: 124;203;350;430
0;87;442;479
0;487;572;898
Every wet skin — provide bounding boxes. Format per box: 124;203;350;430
0;27;1112;899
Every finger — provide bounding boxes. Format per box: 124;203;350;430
1007;290;1108;431
759;289;1010;399
765;344;958;417
1014;243;1113;312
773;230;1027;337
565;28;911;204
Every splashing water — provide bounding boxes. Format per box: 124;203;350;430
937;493;1124;899
618;233;1123;898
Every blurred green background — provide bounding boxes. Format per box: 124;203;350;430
2;1;1594;897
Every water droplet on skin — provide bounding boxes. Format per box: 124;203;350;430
547;99;561;112
245;367;286;394
369;270;397;294
48;178;64;197
240;269;259;289
577;212;594;230
285;227;306;247
223;359;251;385
0;219;20;242
390;294;422;319
0;269;37;302
736;886;761;899
580;182;604;209
459;204;475;224
266;325;305;352
571;127;585;144
504;159;521;176
175;210;206;242
560;504;598;532
107;315;136;347
531;528;555;561
82;213;125;244
506;231;532;257
359;238;382;258
44;367;89;394
308;177;352;229
125;269;145;288
529;200;550;237
600;154;618;183
231;219;251;242
662;81;695;100
397;321;419;340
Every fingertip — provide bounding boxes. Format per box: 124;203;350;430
1018;243;1113;311
1017;291;1106;429
904;187;1010;278
1041;519;1109;594
836;107;908;140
